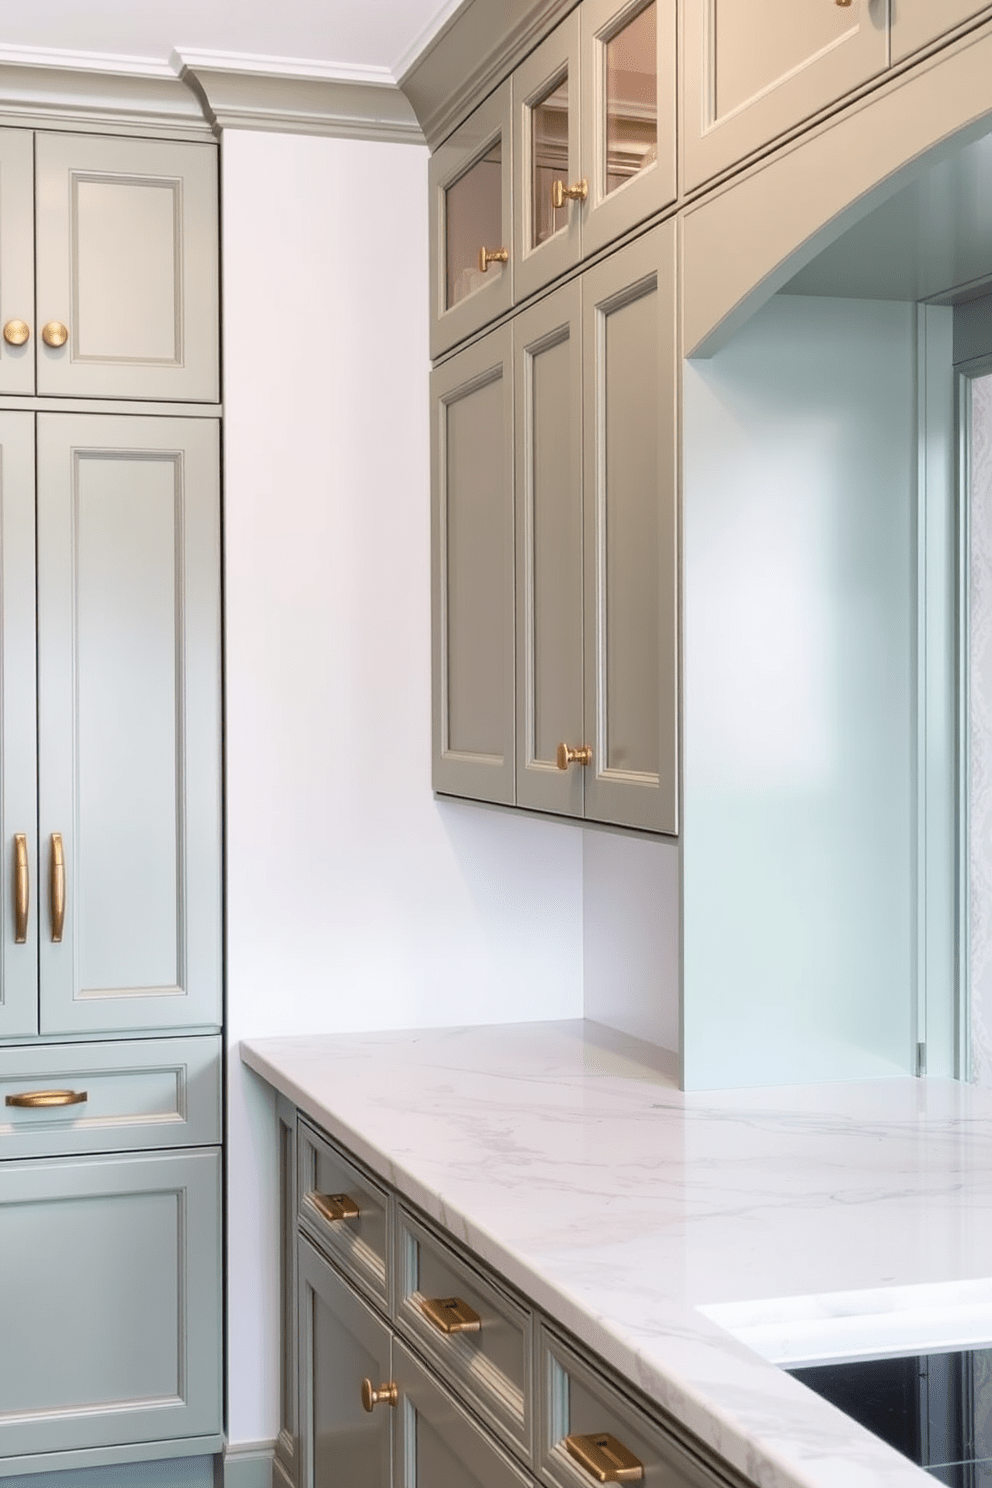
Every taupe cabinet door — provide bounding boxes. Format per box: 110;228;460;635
36;414;222;1035
513;13;583;302
682;0;889;190
298;1237;392;1488
892;0;991;61
0;1147;221;1458
432;326;515;806
0;130;34;397
0;414;38;1038
35;133;219;401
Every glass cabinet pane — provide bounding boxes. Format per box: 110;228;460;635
531;74;569;249
605;2;657;196
445;142;503;310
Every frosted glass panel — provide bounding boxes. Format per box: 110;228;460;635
605;3;658;196
73;176;179;363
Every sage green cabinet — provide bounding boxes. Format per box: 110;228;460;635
0;131;34;397
891;0;992;61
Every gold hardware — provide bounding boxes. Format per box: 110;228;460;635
42;321;68;348
565;1434;645;1483
13;834;29;945
3;319;30;346
420;1295;482;1335
50;833;65;943
311;1191;360;1224
835;0;853;6
478;246;509;273
551;178;589;210
6;1089;87;1109
556;743;593;771
361;1378;398;1412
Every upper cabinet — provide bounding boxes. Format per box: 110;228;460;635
682;0;890;191
0;130;219;402
891;0;992;62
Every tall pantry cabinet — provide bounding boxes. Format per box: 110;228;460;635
0;127;222;1475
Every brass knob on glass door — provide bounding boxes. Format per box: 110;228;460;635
361;1378;398;1412
479;246;509;273
3;319;29;346
835;0;852;6
557;743;592;771
552;178;589;210
42;321;68;348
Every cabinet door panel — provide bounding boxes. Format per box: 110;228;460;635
513;13;583;302
583;223;677;833
0;413;38;1039
682;0;889;190
892;0;992;62
514;281;585;817
37;414;221;1035
0;1147;221;1457
432;327;516;805
35;133;218;401
0;130;35;397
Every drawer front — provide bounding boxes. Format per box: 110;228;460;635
0;1035;221;1158
538;1325;741;1488
394;1337;533;1488
396;1206;532;1460
298;1118;391;1310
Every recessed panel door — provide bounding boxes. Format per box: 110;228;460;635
0;413;38;1039
0;130;35;397
35;133;218;401
892;0;992;62
36;414;221;1035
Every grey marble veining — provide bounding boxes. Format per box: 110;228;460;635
241;1019;992;1488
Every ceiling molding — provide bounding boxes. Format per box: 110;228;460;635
391;0;469;83
398;0;576;151
173;51;424;144
0;51;212;137
0;41;174;76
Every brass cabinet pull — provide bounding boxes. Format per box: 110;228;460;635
50;833;65;943
3;319;30;346
556;743;593;770
13;834;29;944
311;1191;359;1224
565;1434;645;1483
420;1295;482;1335
361;1378;398;1412
552;178;589;210
42;321;69;348
6;1089;87;1109
478;246;509;273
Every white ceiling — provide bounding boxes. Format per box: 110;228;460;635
0;0;461;80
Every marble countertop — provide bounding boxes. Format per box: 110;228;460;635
240;1019;992;1488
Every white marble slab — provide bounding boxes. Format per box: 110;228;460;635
240;1019;992;1488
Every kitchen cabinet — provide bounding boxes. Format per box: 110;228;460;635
681;0;889;191
0;130;218;401
891;0;992;62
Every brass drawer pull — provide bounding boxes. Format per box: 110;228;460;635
311;1191;359;1223
552;178;588;210
420;1295;482;1334
361;1378;397;1412
50;833;65;943
6;1089;88;1109
565;1433;644;1483
13;834;29;944
479;246;509;273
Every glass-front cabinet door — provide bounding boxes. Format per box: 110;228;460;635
513;13;582;302
430;82;513;359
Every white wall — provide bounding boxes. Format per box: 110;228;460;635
221;129;585;1448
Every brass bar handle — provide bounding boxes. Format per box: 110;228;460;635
565;1434;645;1483
13;834;29;944
311;1191;360;1224
478;246;509;273
556;743;593;771
42;321;69;348
552;178;589;210
420;1295;482;1335
361;1378;398;1412
3;320;30;346
50;833;65;943
6;1089;87;1109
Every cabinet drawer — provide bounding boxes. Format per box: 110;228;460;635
538;1325;742;1488
396;1206;532;1460
0;1036;221;1159
298;1118;391;1310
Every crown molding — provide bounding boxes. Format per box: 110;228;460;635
0;48;212;137
397;0;576;151
172;50;423;144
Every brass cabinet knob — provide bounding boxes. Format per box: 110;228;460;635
556;743;593;771
835;0;853;6
361;1378;398;1412
566;1433;644;1483
551;178;589;210
3;319;30;346
42;321;69;348
478;246;509;273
